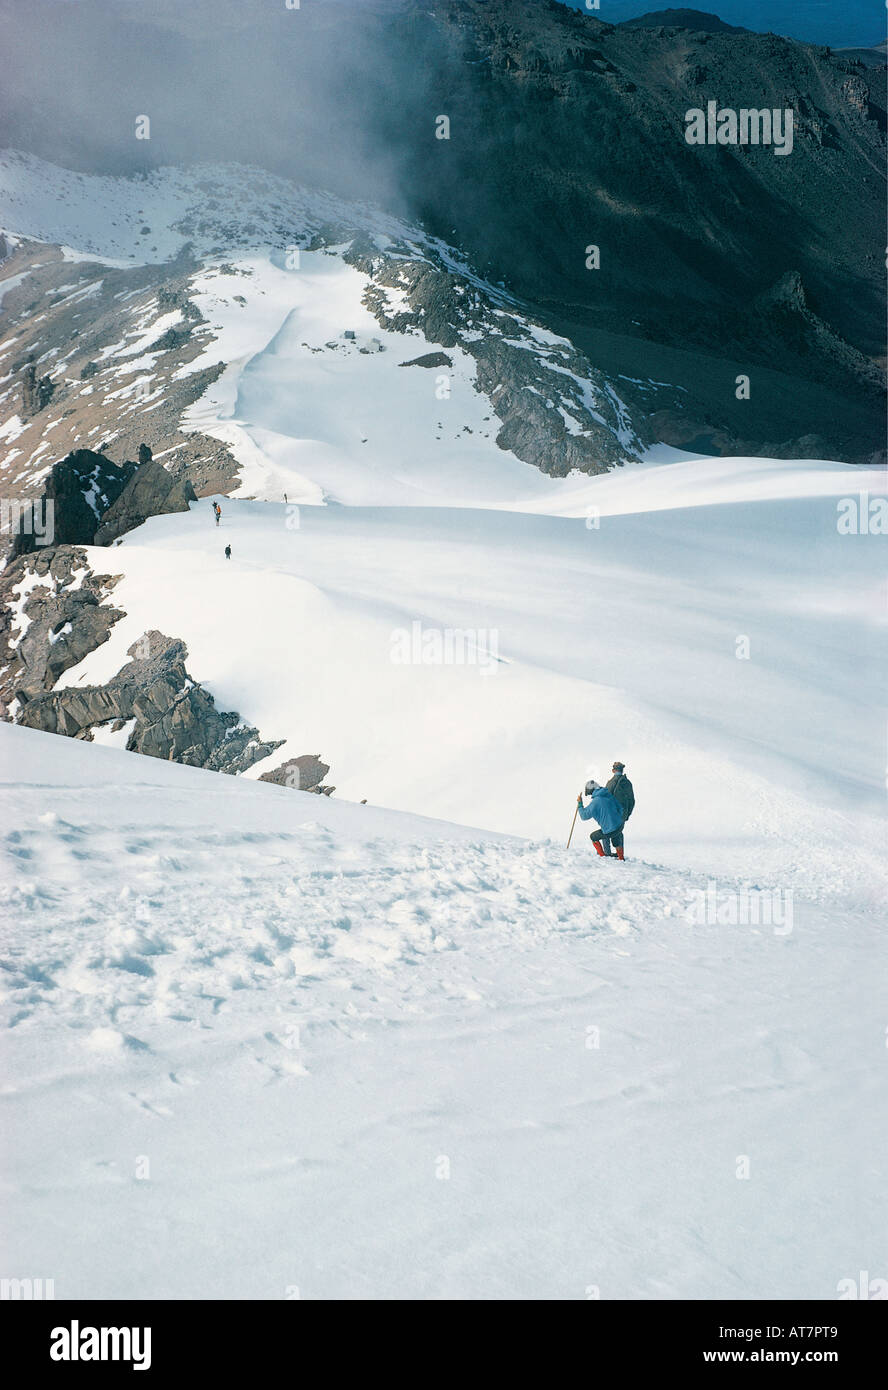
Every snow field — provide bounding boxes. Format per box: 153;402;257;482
1;725;884;1299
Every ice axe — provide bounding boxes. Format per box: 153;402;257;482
566;793;581;849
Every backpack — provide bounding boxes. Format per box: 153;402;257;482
609;773;635;820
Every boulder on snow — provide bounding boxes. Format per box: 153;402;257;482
258;754;334;794
398;352;453;369
94;458;197;544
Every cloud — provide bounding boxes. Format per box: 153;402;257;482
0;0;426;213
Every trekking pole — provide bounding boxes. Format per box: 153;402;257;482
566;796;580;849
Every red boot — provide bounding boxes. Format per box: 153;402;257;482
615;846;625;861
592;839;606;857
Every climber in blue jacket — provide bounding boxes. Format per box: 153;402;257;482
577;779;626;860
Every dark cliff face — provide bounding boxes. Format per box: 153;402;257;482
4;449;199;561
8;450;137;559
385;0;884;457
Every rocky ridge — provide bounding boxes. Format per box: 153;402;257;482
0;466;327;790
14;627;284;776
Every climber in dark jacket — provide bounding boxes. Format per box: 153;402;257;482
606;762;635;822
577;779;626;860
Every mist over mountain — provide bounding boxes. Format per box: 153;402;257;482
0;0;413;204
0;0;885;460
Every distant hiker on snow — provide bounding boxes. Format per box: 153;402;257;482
577;778;626;860
224;545;231;560
213;501;221;526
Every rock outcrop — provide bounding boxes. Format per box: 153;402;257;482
15;629;285;774
21;358;55;417
744;273;886;394
94;458;197;544
8;449;137;559
0;546;123;715
353;247;642;473
1;548;331;787
0;243;243;503
0;437;332;785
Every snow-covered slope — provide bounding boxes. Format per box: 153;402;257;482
0;152;642;500
0;150;424;266
1;722;884;1299
2;152;883;899
177;251;590;506
46;454;887;911
1;150;885;1302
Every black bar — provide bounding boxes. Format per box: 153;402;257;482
5;1299;883;1375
